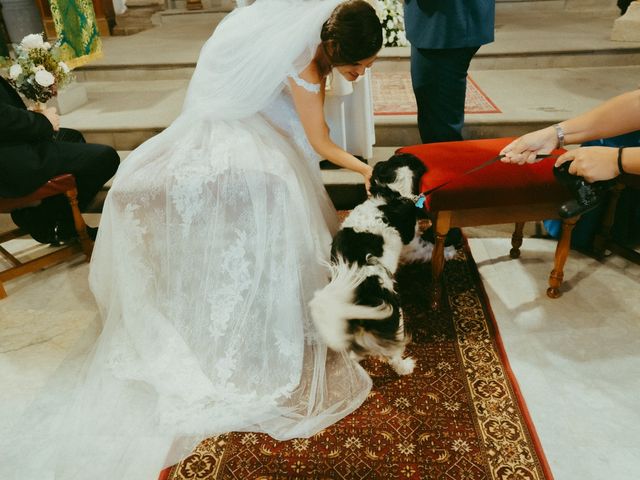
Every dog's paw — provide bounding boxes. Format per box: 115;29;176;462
392;356;416;376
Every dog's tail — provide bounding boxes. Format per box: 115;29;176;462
309;258;393;351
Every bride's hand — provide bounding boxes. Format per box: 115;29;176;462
360;164;373;195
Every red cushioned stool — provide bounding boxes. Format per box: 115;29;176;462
400;137;576;310
0;174;93;299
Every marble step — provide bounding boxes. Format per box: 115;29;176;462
62;65;640;150
152;8;230;27
75;2;640;81
89;147;399;212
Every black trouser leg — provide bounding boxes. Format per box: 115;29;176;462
411;46;480;144
11;129;119;242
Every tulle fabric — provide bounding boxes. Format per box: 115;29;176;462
0;1;373;478
182;0;343;119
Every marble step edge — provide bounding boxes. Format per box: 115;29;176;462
101;147;397;194
74;48;640;81
159;6;232;14
152;8;230;26
80;118;555;151
79;118;556;151
90;149;390;210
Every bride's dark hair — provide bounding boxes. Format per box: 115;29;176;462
321;0;383;66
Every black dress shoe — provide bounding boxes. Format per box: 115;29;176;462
553;161;615;218
47;223;98;245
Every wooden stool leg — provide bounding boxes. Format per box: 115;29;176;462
0;281;7;299
510;222;525;259
547;216;578;299
431;211;451;310
593;183;624;259
65;188;93;260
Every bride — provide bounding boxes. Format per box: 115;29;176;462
1;1;383;478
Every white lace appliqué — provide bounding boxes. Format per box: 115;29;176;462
289;73;321;94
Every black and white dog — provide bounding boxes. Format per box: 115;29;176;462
309;153;458;375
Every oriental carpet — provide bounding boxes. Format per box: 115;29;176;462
372;72;501;116
161;241;552;480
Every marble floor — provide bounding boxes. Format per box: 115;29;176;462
1;216;638;479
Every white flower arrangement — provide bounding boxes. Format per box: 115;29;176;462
1;33;73;105
377;0;408;47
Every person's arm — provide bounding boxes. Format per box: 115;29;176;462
501;89;640;164
0;103;56;142
288;66;373;191
559;89;640;144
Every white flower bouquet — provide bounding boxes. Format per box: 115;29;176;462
1;33;73;108
378;0;408;47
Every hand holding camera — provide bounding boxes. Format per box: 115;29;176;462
553;160;616;218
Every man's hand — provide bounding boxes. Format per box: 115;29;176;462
41;107;60;131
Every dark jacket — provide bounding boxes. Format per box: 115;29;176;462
0;76;58;197
403;0;495;49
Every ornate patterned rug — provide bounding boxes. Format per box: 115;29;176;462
160;242;551;480
372;72;501;116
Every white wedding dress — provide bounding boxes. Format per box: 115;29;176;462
0;1;372;478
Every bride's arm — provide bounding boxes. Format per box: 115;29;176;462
288;68;373;192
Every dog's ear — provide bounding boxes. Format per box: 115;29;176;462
388;153;427;174
370;160;401;198
371;160;398;186
387;153;427;194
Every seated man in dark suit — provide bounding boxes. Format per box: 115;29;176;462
0;76;119;244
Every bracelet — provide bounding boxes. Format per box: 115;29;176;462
552;124;565;149
617;147;626;175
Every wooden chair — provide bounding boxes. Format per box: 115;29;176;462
592;173;640;264
400;138;577;310
0;174;93;299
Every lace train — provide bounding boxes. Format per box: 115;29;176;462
1;110;371;479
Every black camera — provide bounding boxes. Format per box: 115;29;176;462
553;161;615;218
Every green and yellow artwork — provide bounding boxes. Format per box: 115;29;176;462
49;0;103;68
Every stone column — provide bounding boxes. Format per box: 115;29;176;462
612;1;640;41
1;0;44;42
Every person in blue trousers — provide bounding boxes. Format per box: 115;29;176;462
403;0;495;143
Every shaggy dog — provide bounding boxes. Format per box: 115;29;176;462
309;153;459;376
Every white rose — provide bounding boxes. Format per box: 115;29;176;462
58;61;70;74
20;33;45;50
9;63;22;79
43;42;51;49
35;69;55;87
